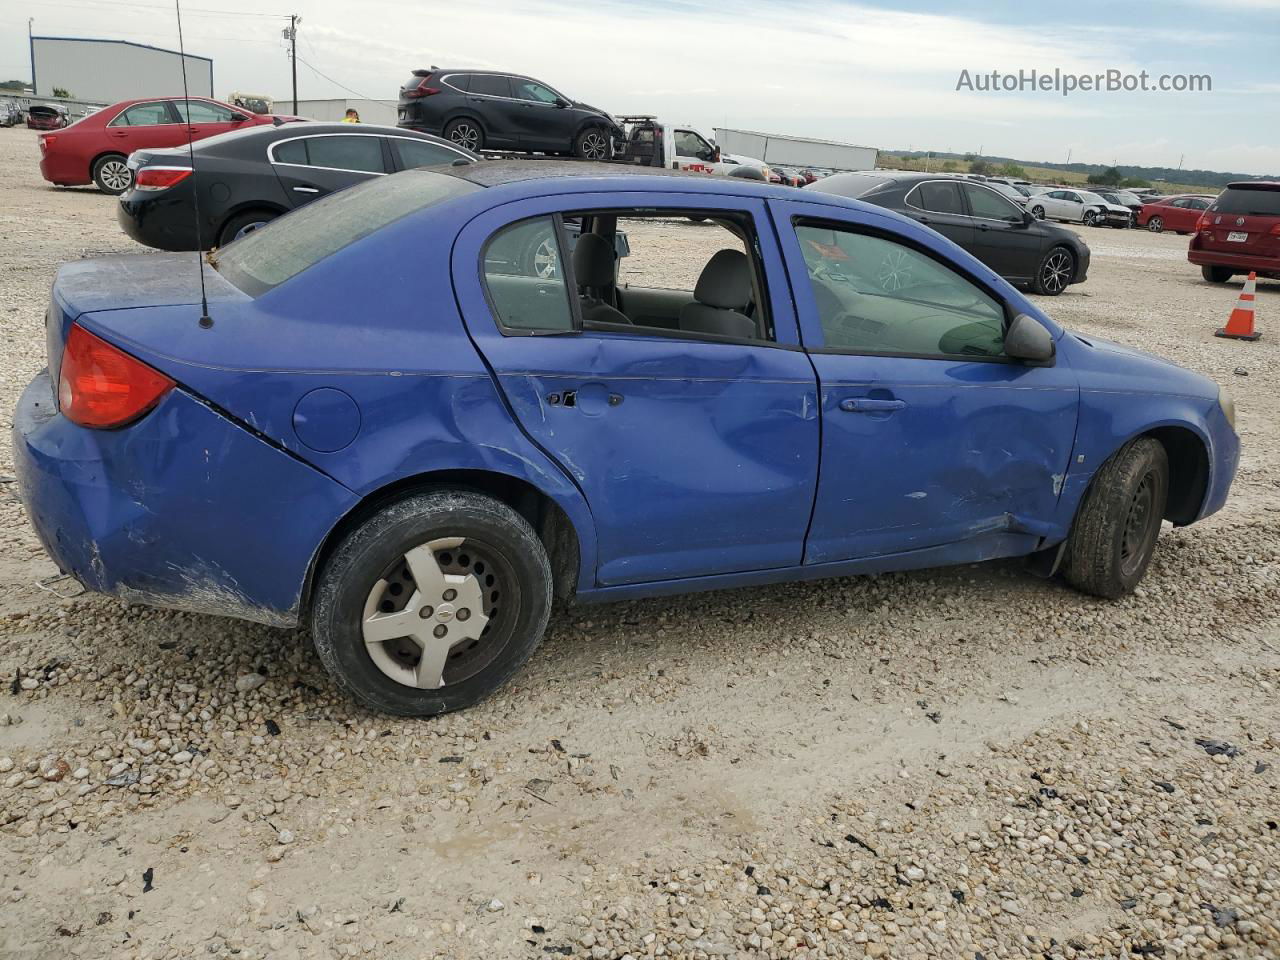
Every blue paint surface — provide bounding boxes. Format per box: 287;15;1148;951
12;170;1239;625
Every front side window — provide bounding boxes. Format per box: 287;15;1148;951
470;74;512;98
674;130;713;160
908;181;963;215
109;102;172;127
173;100;237;123
961;183;1022;221
301;135;385;173
795;222;1006;359
482;217;574;332
513;80;560;103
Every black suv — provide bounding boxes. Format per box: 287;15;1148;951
397;68;621;159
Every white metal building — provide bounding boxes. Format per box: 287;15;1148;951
287;98;398;125
31;36;213;103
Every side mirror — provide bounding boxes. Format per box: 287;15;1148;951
230;113;248;123
1020;210;1035;226
554;97;569;108
1004;313;1055;363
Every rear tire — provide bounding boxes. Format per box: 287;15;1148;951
217;210;276;248
311;491;552;716
1064;438;1169;599
444;119;483;153
92;154;131;195
1201;265;1234;284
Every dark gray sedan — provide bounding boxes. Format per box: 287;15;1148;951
807;172;1091;295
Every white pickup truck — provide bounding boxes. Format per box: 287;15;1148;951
613;117;771;180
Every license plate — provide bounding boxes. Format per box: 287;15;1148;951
1227;231;1249;242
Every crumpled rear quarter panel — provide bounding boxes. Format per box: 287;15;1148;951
13;371;358;626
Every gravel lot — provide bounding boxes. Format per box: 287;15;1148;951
1;126;1277;960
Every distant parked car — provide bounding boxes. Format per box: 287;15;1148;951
26;104;68;130
1188;181;1280;282
0;99;24;127
37;97;300;195
1136;195;1215;234
808;171;1090;295
1028;189;1131;228
118;123;477;250
397;68;621;159
1091;189;1144;225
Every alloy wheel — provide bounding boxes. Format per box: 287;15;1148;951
532;237;560;278
1147;217;1163;233
99;160;131;192
581;131;609;160
361;536;507;690
1041;250;1072;294
450;123;480;152
876;248;915;291
1031;205;1045;219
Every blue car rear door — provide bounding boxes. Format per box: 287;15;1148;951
452;190;820;587
769;197;1080;563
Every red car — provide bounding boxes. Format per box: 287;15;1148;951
1135;194;1216;234
1189;181;1280;283
38;97;295;195
26;104;69;130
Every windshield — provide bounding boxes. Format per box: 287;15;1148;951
213;170;480;295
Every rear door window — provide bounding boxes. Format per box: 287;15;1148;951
109;102;174;126
909;181;963;214
482;217;574;332
173;100;238;123
301;135;386;173
470;74;513;98
392;138;469;169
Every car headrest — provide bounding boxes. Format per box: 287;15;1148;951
572;232;615;290
694;249;752;310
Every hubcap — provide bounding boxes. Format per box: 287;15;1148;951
1120;473;1157;576
581;132;608;160
532;237;560;278
101;161;131;191
876;248;915;291
361;536;504;689
234;220;267;241
450;123;479;151
1041;251;1071;293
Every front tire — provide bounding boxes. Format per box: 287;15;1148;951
574;126;611;160
1201;265;1233;284
1031;204;1046;220
1064;438;1169;599
1146;216;1164;233
92;154;131;195
1031;245;1074;296
311;491;552;716
444;118;483;153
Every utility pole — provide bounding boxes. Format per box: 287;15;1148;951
283;15;300;114
28;18;35;94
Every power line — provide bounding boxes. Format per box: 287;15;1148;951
295;55;376;102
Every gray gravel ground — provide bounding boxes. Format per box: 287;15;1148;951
0;127;1277;960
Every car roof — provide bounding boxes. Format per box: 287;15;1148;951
190;121;470;155
441;159;795;193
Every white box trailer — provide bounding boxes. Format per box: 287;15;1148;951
713;128;878;171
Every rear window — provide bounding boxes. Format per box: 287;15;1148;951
1212;186;1280;217
212;170;480;295
814;173;894;198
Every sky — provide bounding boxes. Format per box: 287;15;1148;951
2;0;1278;175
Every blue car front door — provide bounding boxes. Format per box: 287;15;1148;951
453;191;820;587
771;198;1080;564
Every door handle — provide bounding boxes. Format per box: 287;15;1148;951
840;398;906;413
292;186;320;194
916;215;931;224
977;223;989;231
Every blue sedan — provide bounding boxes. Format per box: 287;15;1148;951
13;163;1240;715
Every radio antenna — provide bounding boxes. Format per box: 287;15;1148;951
174;0;212;329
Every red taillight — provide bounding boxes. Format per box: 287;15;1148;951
1195;213;1211;231
134;167;192;191
40;135;55;155
1270;223;1280;237
58;325;174;429
404;74;440;99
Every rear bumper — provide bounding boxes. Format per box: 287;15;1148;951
13;371;357;627
117;193;201;252
1187;244;1280;279
38;152;87;187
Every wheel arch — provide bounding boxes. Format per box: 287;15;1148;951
88;149;128;178
214;201;289;245
301;468;585;618
1144;425;1210;525
443;112;488;135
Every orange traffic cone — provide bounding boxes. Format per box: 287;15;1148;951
1216;272;1262;341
